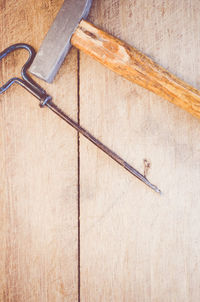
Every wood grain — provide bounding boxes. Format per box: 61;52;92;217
1;1;200;302
72;19;200;119
79;0;200;301
0;1;78;301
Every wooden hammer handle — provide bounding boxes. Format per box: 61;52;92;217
71;20;200;119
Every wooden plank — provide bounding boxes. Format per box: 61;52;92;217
80;0;200;301
0;1;78;301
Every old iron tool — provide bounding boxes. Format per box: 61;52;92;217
0;44;161;193
29;0;200;119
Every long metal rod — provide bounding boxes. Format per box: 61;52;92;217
0;44;161;194
46;100;161;194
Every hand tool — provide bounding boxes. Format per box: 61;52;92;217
29;0;200;120
0;43;161;194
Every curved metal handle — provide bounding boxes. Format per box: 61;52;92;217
0;43;51;104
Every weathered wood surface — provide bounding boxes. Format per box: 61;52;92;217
1;0;200;302
80;0;200;302
0;1;78;301
72;19;200;119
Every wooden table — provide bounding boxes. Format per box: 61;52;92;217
0;1;200;301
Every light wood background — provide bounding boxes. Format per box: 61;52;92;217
1;0;200;301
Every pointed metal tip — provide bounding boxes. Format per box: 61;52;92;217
156;188;162;195
153;186;162;195
146;181;162;194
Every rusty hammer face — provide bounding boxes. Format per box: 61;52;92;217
29;0;93;83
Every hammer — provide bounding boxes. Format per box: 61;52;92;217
29;0;200;119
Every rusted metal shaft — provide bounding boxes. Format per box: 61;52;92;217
0;43;161;194
46;100;161;194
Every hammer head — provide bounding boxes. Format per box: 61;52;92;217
29;0;93;83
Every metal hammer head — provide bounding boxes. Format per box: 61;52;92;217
29;0;93;83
